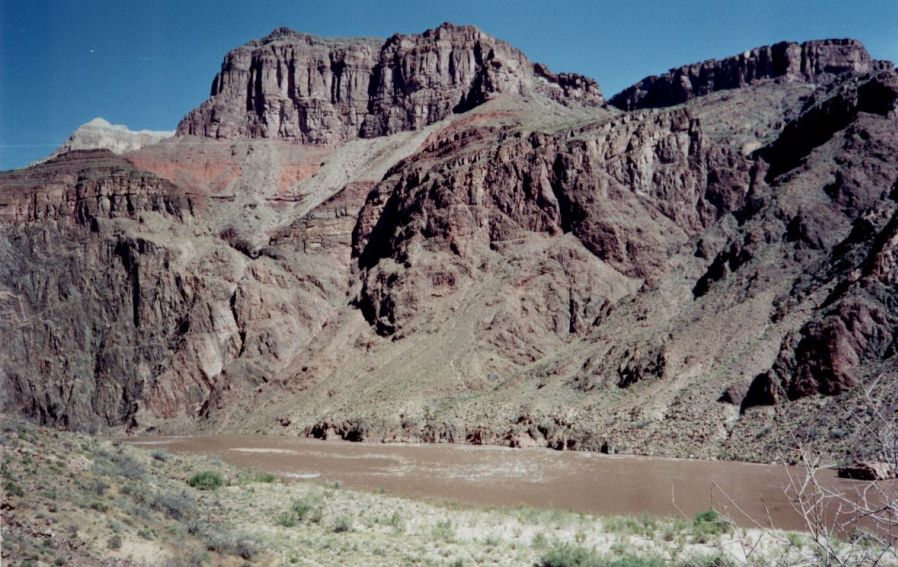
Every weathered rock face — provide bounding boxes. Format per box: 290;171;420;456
352;106;752;336
0;151;195;427
0;150;189;228
0;145;370;430
732;72;898;411
177;23;602;143
3;26;898;464
609;39;892;110
760;71;898;179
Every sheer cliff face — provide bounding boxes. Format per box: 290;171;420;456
609;39;893;110
3;25;897;462
176;23;602;143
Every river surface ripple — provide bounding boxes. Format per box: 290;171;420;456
124;435;892;532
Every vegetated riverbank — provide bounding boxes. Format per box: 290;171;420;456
1;415;891;567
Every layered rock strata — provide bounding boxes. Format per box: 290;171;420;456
610;39;892;110
177;23;602;142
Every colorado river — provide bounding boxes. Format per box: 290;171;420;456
124;435;887;532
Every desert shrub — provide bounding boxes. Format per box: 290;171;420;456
3;479;23;497
677;552;736;567
89;501;109;512
604;557;667;567
306;506;323;524
162;549;208;567
151;450;169;462
692;509;730;539
90;448;113;467
539;544;602;567
275;497;319;527
389;511;404;532
204;531;260;560
291;498;315;519
540;545;667;567
276;511;298;527
107;533;123;550
332;516;352;533
604;515;656;537
113;453;146;480
785;532;804;549
90;478;110;496
152;491;195;520
91;448;146;481
254;472;277;483
432;519;454;541
187;471;224;490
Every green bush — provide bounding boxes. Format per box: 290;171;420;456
604;557;667;567
332;516;352;533
107;533;123;550
531;533;549;549
276;511;298;527
187;471;224;490
112;453;146;480
89;501;109;512
389;511;404;532
678;552;736;567
604;515;657;537
204;531;260;560
90;478;109;496
291;498;314;519
275;498;320;527
3;479;23;497
692;509;731;539
432;519;455;541
539;544;602;567
540;544;668;567
152;491;195;520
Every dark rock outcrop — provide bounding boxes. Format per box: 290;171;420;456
734;74;898;412
352;106;752;336
610;39;892;110
838;461;896;480
760;71;898;180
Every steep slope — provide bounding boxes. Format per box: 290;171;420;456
1;25;896;463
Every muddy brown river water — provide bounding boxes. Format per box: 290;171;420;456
124;435;888;532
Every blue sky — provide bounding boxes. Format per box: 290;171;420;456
2;0;897;170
